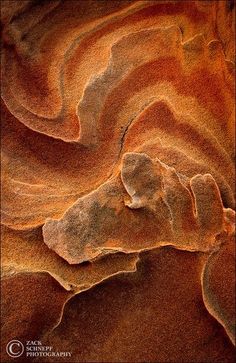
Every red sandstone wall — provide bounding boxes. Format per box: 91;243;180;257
1;1;235;362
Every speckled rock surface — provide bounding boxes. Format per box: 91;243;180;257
1;1;235;362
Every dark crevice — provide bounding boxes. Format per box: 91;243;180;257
227;0;234;11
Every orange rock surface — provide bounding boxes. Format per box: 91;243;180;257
1;1;235;362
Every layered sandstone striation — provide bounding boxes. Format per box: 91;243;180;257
1;1;235;362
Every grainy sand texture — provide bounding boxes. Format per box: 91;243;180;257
1;1;235;362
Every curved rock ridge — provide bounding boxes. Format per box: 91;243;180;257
202;232;235;346
1;226;139;292
1;1;235;362
1;28;235;230
43;152;233;264
40;247;235;363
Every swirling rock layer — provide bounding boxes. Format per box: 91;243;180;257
1;1;235;362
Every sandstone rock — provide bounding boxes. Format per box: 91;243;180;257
1;1;235;361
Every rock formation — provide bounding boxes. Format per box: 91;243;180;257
1;1;235;362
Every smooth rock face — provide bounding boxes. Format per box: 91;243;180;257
1;1;235;362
